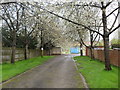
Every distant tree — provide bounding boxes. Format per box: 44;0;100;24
21;5;38;60
60;2;101;58
2;25;12;47
96;40;104;46
1;2;39;61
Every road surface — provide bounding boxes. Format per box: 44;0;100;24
2;54;85;88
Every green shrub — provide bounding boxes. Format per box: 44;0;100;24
111;38;120;48
111;44;120;48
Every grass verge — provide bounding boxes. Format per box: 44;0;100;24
1;56;54;82
74;56;119;88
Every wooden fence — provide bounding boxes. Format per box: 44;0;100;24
2;47;42;63
2;47;61;63
86;47;120;67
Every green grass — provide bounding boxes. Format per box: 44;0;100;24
1;56;54;82
74;56;119;88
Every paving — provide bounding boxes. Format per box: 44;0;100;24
2;54;85;88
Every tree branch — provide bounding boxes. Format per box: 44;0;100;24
93;34;101;46
80;38;89;48
2;5;16;31
105;1;113;8
106;7;120;17
28;22;37;36
109;11;119;31
75;3;101;8
109;23;120;35
0;15;13;31
40;7;103;36
0;2;17;5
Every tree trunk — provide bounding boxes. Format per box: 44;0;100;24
103;36;111;70
80;42;83;56
90;47;94;59
11;46;16;63
24;44;28;60
11;30;16;64
102;2;112;70
89;29;94;59
48;50;50;56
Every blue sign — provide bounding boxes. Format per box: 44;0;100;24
70;47;79;54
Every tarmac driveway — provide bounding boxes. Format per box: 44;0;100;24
2;54;85;88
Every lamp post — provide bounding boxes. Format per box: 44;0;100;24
37;16;44;58
41;24;44;58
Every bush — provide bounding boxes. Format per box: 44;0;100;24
111;44;120;48
111;38;120;49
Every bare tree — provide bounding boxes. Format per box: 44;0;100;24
22;5;38;59
0;2;24;63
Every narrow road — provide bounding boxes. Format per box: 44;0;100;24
2;54;85;88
